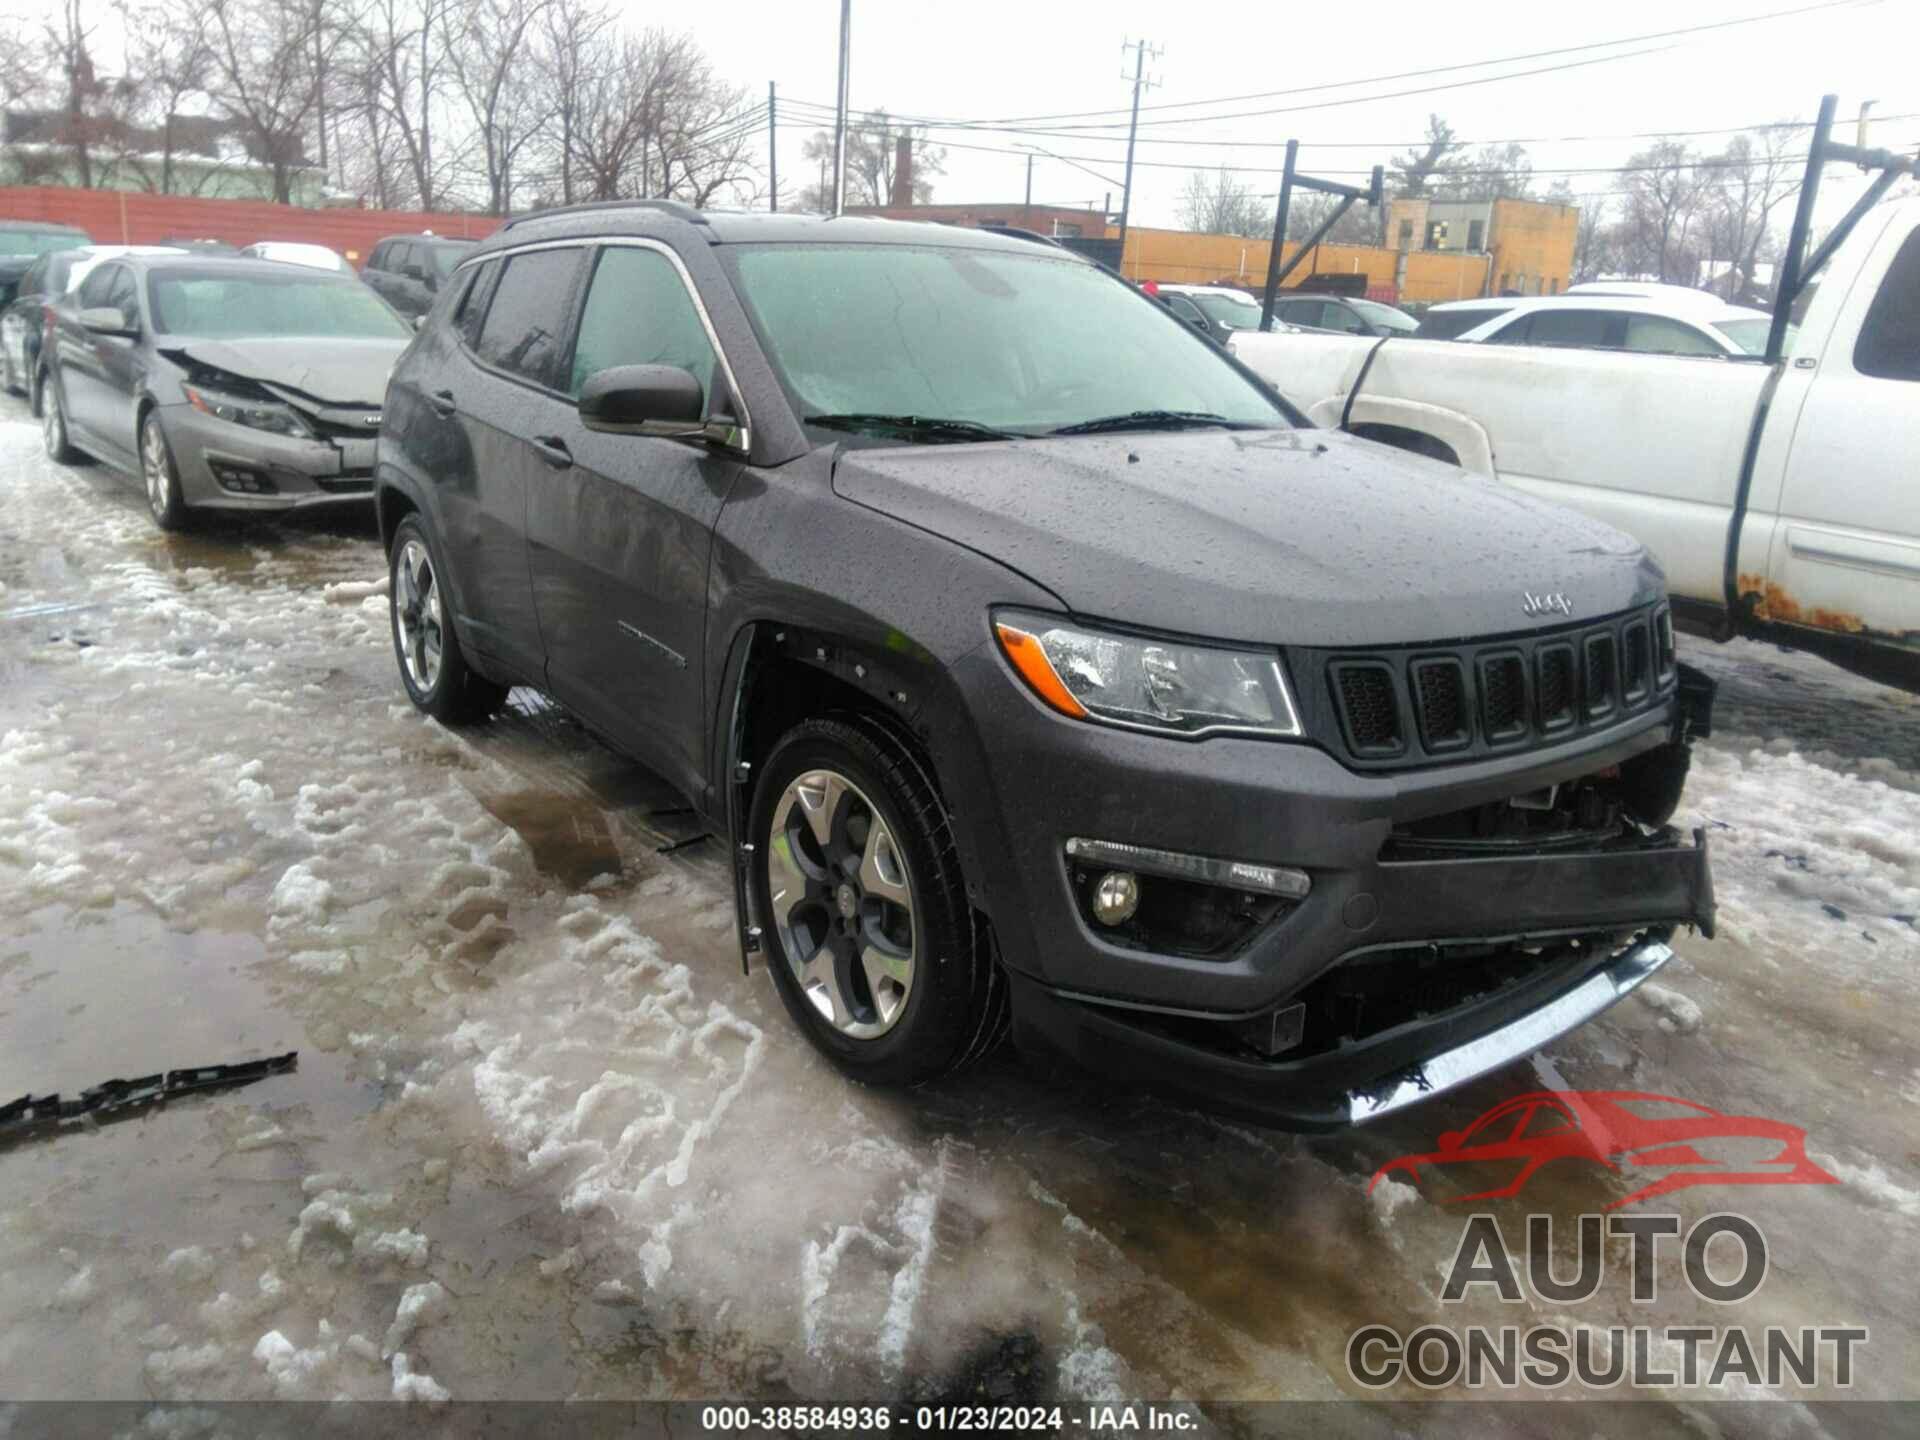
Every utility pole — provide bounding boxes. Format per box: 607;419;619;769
1115;38;1160;281
768;82;778;212
832;0;852;215
1024;151;1033;208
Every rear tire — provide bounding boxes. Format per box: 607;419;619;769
41;372;76;463
751;715;1005;1087
388;514;509;724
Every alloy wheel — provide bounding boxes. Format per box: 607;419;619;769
394;538;444;693
766;768;916;1040
142;421;170;516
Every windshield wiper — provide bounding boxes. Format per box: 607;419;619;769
1049;410;1261;436
805;413;1019;443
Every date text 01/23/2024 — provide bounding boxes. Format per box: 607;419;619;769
698;1405;1200;1431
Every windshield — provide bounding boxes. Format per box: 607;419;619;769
1190;291;1262;329
1351;298;1419;332
0;227;87;258
726;244;1292;435
1711;318;1790;356
149;269;411;338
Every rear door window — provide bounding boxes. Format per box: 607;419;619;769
1417;306;1507;340
1317;302;1366;334
1518;309;1615;350
1854;225;1920;381
1622;315;1722;355
568;245;717;399
473;246;584;390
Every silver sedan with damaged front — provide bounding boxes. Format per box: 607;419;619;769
37;253;413;531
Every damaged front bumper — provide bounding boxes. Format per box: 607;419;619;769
958;642;1718;1128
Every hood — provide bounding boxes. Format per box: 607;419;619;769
830;428;1663;648
164;337;408;407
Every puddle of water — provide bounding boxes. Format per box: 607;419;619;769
0;902;363;1120
477;789;624;890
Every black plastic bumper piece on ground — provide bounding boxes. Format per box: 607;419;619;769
0;1051;298;1148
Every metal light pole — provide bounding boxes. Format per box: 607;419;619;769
832;0;852;215
768;82;778;212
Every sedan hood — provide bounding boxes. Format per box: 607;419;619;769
830;428;1662;647
164;337;408;407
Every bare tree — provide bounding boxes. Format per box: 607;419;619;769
203;0;327;202
115;0;214;194
355;0;462;210
448;0;554;214
1702;124;1801;302
1618;139;1711;283
530;0;614;205
1433;142;1534;202
1390;114;1462;199
42;0;130;188
655;72;760;207
1285;190;1378;246
804;110;945;206
1177;166;1264;237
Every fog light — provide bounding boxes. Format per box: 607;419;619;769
1090;870;1140;926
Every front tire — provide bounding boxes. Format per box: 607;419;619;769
41;373;76;463
388;514;508;724
141;412;192;531
751;715;1004;1087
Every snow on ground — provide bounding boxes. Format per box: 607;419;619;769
0;404;1915;1412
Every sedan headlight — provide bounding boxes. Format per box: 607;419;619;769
183;383;312;437
994;611;1301;738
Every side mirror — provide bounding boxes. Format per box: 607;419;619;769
1438;1130;1464;1152
579;364;706;437
80;306;136;336
403;265;428;285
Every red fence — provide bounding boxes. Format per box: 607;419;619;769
0;186;503;266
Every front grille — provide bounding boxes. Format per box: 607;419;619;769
1621;621;1651;701
1411;658;1470;751
1655;606;1676;677
1536;644;1576;731
1333;662;1402;754
1478;653;1527;742
1295;602;1675;772
1585;633;1617;718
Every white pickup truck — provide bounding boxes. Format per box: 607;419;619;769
1231;193;1920;690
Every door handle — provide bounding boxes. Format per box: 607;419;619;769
532;434;573;469
428;388;457;417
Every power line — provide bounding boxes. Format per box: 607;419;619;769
796;0;1880;132
773;95;1920;153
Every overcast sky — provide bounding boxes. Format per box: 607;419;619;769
703;0;1914;231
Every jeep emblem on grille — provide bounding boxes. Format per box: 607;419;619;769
1522;591;1573;617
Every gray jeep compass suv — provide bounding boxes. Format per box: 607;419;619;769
376;200;1715;1128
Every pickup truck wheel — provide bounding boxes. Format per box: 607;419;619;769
388;516;508;724
41;375;76;463
753;717;1003;1086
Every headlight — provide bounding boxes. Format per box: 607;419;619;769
183;383;312;437
994;611;1301;738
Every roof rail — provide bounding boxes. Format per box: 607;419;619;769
502;198;709;231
